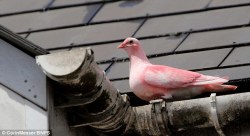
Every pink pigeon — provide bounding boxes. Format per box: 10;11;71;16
117;37;237;101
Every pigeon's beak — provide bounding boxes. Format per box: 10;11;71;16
117;43;125;49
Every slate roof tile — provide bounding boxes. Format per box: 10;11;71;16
19;34;28;38
111;80;130;93
150;48;231;70
90;36;184;62
50;0;101;7
92;0;210;22
0;5;101;33
106;48;231;79
98;63;109;72
2;0;250;95
177;27;250;51
91;42;126;62
27;20;142;49
138;36;185;55
221;46;250;66
0;0;50;15
105;62;129;79
200;66;250;80
209;0;250;7
135;6;250;37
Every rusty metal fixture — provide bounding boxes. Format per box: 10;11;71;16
36;48;250;136
127;93;250;136
129;100;171;136
163;92;250;135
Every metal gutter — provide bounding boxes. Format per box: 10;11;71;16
36;48;250;135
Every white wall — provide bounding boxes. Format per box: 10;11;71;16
0;38;48;130
0;84;48;130
0;39;47;109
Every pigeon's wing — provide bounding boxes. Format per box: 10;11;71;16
143;65;204;89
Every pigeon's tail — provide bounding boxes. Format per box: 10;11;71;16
192;75;237;92
204;84;237;92
192;75;229;86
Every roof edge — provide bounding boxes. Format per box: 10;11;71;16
0;25;49;57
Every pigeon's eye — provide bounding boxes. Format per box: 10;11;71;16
129;40;134;44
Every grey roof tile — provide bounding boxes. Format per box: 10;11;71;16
19;34;28;38
221;46;250;66
91;36;184;61
199;66;250;80
106;48;231;79
0;5;101;33
98;63;109;72
111;80;131;93
0;15;31;32
27;20;142;49
91;42;127;62
92;0;210;22
150;48;231;70
177;27;250;51
2;0;249;91
139;36;185;55
209;0;250;7
0;0;49;15
106;62;129;79
51;0;100;7
135;6;250;37
28;27;82;48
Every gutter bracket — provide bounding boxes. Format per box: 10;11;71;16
210;93;225;136
151;99;172;136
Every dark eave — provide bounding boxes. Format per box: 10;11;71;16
0;25;48;57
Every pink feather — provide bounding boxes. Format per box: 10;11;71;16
118;37;237;101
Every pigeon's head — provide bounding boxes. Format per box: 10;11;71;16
117;37;140;50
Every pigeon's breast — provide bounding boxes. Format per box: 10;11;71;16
129;66;166;101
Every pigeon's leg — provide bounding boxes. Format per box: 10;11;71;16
160;94;173;102
149;99;163;104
